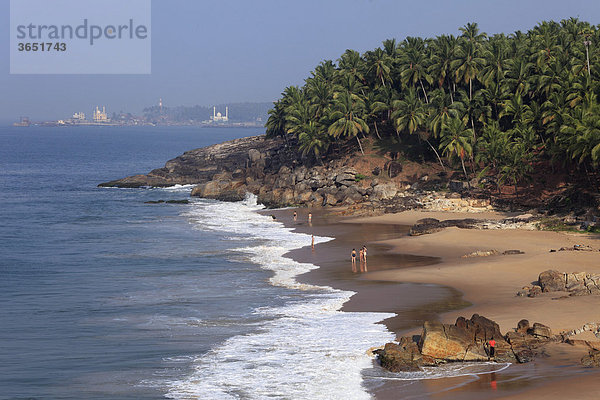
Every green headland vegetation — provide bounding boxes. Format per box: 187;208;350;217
266;19;600;194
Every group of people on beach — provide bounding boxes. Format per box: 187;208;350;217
351;246;368;273
293;211;312;226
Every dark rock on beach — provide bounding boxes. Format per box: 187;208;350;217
581;349;600;367
521;270;600;297
409;219;481;236
375;314;564;372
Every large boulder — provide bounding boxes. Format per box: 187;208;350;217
538;270;566;292
374;338;426;372
517;319;530;334
529;323;552;339
371;183;398;201
581;349;600;367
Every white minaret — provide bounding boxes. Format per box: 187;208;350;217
225;106;228;119
213;106;216;120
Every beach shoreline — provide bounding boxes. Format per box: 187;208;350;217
267;207;600;399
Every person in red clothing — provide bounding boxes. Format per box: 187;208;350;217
488;337;496;359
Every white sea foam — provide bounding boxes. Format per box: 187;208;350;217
367;362;511;381
156;184;196;192
166;194;396;399
167;194;507;399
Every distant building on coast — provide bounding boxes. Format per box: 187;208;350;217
93;106;109;122
72;112;85;121
13;116;30;127
210;106;229;123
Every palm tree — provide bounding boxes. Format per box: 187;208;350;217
429;34;459;102
504;58;533;97
391;88;426;135
500;94;533;126
452;39;485;100
306;78;334;120
459;22;487;43
499;141;533;196
265;101;287;138
452;88;490;140
298;121;330;162
383;38;398;57
480;35;508;88
365;48;393;88
337;49;366;83
428;89;456;137
327;91;369;154
400;37;433;103
440;117;473;179
363;91;387;139
476;121;510;190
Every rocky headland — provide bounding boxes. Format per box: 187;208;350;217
99;135;600;225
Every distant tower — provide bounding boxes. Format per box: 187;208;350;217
211;106;229;123
159;98;163;110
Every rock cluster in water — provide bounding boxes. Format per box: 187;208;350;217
374;314;556;372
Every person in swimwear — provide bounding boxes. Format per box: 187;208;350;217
351;249;357;272
293;211;297;221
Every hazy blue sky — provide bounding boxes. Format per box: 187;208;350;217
1;0;600;121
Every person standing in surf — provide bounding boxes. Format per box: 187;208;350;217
351;249;357;272
293;211;297;222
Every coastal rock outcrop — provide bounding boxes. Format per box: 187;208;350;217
375;314;560;372
98;134;503;210
99;135;291;188
520;270;600;297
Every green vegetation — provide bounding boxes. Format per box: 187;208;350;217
537;217;600;233
266;19;600;189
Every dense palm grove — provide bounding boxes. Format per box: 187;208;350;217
265;19;600;191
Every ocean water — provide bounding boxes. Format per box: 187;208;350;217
0;126;396;400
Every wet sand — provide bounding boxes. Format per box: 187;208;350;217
265;208;600;399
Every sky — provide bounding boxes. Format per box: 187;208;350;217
1;0;600;121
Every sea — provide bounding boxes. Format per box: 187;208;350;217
0;125;402;400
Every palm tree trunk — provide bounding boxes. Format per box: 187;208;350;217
425;139;446;171
373;121;381;139
461;157;469;181
469;79;472;100
449;82;454;104
356;135;365;155
420;79;429;104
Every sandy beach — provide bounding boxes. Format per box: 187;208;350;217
271;208;600;399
